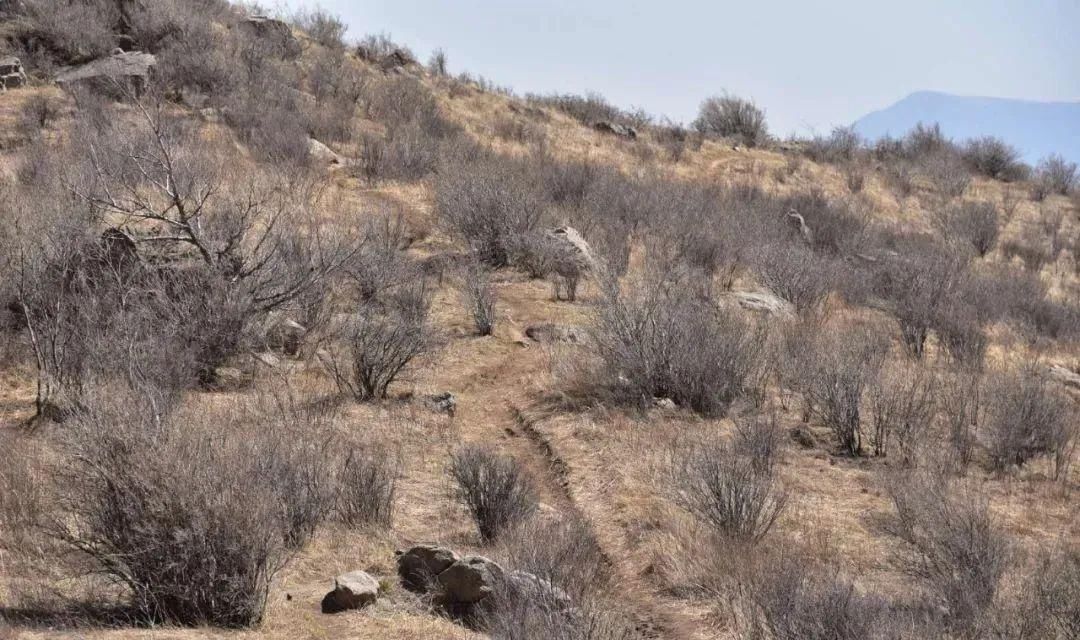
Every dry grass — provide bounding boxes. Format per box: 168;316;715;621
1;17;1079;640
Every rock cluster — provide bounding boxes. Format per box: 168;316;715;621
0;56;27;90
395;544;570;613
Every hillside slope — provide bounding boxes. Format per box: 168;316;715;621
854;90;1080;164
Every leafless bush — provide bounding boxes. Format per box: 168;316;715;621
293;7;346;49
449;445;538;543
1031;154;1077;199
883;160;916;198
921;152;971;199
19;94;59;133
462;261;496;336
46;389;338;627
493;115;544;145
784;190;868;256
1006;548;1080;640
873;245;968;359
984;367;1074;478
321;281;436;401
693;93;768;147
17;0;117;67
499;515;610;602
932;201;1000;256
1001;237;1052;272
842;160;868;193
798;326;888;456
527;91;644;130
934;301;987;369
939;372;982;473
436;154;546;267
902;122;952;159
803;126;863;164
962;136;1029;182
589;281;767;416
427;48;448;76
654;118;693;162
752;242;834;312
336;444;398;528
481;593;640;640
670;435;787;544
866;362;937;463
740;552;894;640
355;33;413;63
887;471;1008;633
733;414;786;473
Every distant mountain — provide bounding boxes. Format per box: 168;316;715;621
853;91;1080;166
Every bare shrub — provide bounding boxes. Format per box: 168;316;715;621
752;242;834;313
903;122;952;159
962;136;1029;182
693;93;768;147
436;154;546;267
336;444;398;528
462;261;496;336
803;126;862;164
932;201;1000;257
887;470;1008;633
740;551;894;640
934;301;987;369
427;48;448;76
499;515;610;602
1031;154;1078;199
47;389;339;627
866;362;937;463
321;282;436;401
18;0;117;66
493;115;544;145
449;445;538;543
293;7;346;49
733;413;786;473
984;367;1074;478
798;326;888;456
1006;548;1080;639
589;280;767;416
939;372;982;473
1001;237;1052;272
655;118;693;162
842;160;868;193
873;244;968;359
19;93;59;133
670;435;787;544
921;152;971;199
526;91;648;131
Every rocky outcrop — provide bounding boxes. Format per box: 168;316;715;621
396;545;570;614
593;121;637;140
321;570;381;613
56;51;156;95
237;16;301;59
0;56;26;90
397;544;460;592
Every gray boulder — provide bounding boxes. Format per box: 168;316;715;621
397;544;459;592
436;556;505;605
321;570;380;613
505;570;572;610
593;121;637;140
238;16;301;59
0;56;27;90
56;51;156;95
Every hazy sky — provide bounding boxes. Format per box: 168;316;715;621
294;1;1080;136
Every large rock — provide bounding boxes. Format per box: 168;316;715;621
593;121;637;140
56;51;156;95
396;544;459;592
321;570;380;614
308;137;345;166
504;570;572;610
436;556;505;605
237;16;301;59
0;56;26;90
